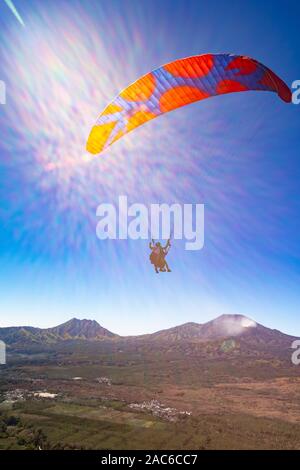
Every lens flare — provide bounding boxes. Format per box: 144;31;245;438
0;3;189;266
4;0;25;26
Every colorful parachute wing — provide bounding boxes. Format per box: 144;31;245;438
86;53;291;155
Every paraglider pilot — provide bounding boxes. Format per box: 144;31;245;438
149;239;171;273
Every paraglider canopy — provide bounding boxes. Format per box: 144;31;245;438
86;53;291;155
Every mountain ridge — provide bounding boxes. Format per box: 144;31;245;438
0;317;117;345
0;315;297;349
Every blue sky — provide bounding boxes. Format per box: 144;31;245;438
0;0;299;335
